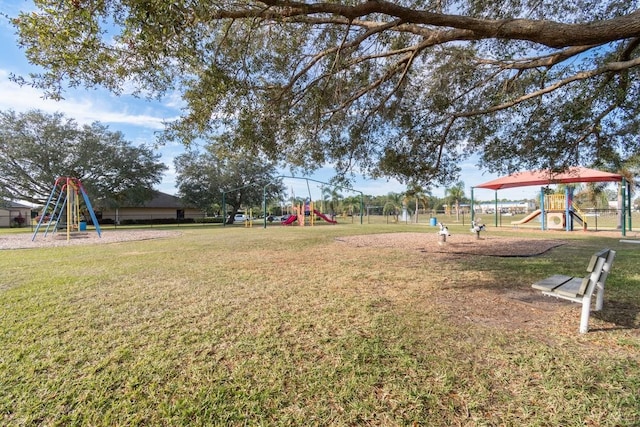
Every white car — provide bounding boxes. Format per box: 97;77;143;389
234;214;248;222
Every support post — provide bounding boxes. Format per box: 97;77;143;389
579;298;591;334
540;188;546;231
565;186;571;232
222;192;226;227
627;180;632;232
494;191;498;227
621;178;626;237
470;187;475;222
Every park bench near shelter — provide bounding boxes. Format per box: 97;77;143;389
531;248;616;333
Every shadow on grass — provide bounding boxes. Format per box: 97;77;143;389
592;299;640;331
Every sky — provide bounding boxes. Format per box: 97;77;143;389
0;1;539;203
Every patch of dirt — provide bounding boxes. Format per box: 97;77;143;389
335;232;565;257
0;229;182;250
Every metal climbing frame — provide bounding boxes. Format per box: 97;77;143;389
32;177;102;241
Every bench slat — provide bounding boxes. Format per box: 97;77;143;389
531;274;573;292
586;255;598;272
553;277;590;298
586;249;609;272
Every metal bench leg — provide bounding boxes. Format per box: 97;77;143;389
579;297;591;334
595;284;604;311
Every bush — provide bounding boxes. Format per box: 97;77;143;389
193;217;224;224
35;215;51;223
119;218;196;225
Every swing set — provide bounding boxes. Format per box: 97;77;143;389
32;177;102;241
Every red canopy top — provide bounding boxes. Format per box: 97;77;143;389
475;166;622;191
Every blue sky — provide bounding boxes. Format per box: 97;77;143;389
0;1;537;202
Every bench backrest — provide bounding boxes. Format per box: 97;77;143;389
581;249;615;298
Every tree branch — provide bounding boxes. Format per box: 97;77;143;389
214;1;640;48
455;56;640;118
475;45;599;70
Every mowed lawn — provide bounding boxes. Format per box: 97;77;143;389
1;223;639;426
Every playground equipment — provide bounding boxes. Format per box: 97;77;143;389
244;209;253;228
472;166;631;235
261;175;363;229
510;209;542;226
282;211;298;226
508;192;588;231
281;202;338;226
32;177;102;241
470;220;486;239
437;222;450;243
314;209;337;224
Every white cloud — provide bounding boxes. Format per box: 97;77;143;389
0;69;177;129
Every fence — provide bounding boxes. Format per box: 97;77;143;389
3;210;639;231
479;208;638;232
0;213;224;229
368;208;639;232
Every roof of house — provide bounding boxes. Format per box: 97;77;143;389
142;191;189;208
1;200;34;210
475;167;623;191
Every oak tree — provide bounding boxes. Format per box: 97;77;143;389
0;110;167;207
174;139;284;224
10;1;640;186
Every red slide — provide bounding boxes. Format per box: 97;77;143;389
282;214;297;225
313;210;338;224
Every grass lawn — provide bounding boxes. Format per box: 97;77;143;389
1;223;639;426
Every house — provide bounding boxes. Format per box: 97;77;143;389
0;201;33;228
98;191;204;224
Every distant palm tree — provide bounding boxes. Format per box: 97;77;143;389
320;186;330;213
574;183;608;209
383;192;403;221
405;184;431;224
321;186;342;215
445;181;465;222
342;195;361;216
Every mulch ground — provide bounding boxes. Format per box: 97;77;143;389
335;231;566;257
336;231;640;344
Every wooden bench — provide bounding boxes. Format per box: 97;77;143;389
532;248;616;333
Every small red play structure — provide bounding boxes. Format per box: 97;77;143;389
282;201;337;226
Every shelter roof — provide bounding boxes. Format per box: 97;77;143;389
475;166;622;191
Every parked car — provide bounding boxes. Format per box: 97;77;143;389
234;214;248;222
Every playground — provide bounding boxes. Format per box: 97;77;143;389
1;169;638;425
472;166;634;235
1;222;639;425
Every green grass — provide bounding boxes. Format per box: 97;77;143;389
1;224;639;426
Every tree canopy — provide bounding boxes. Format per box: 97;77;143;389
10;1;640;187
0;110;167;207
174;141;284;223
